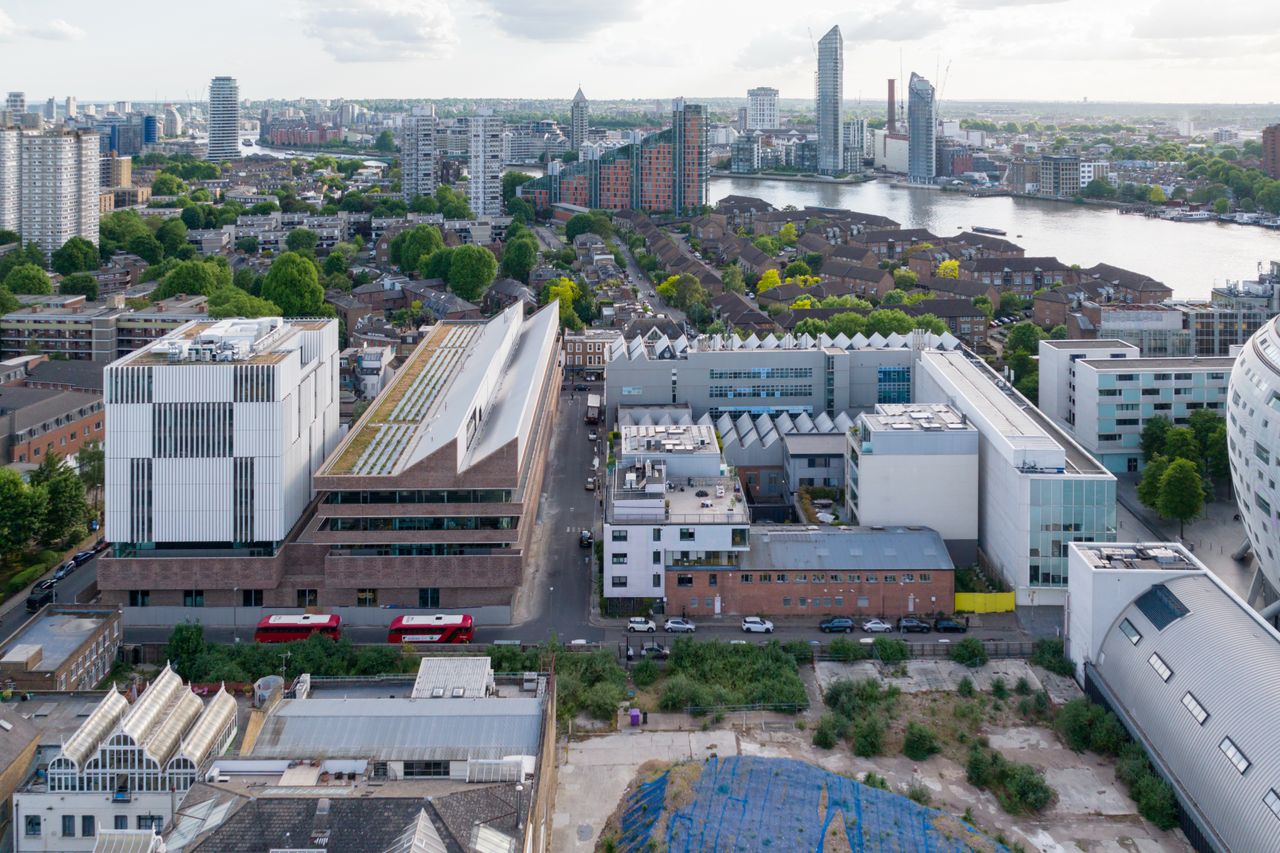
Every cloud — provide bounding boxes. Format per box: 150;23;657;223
302;0;457;62
1133;3;1280;40
0;12;86;42
843;4;946;42
733;31;814;71
476;0;643;41
950;0;1065;8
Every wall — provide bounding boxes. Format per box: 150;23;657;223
665;567;954;619
13;791;172;852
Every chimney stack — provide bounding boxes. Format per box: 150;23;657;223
887;79;897;135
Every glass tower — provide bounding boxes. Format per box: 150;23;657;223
816;26;843;176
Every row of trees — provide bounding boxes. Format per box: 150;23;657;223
1136;412;1229;535
387;223;498;302
0;451;95;564
792;308;950;339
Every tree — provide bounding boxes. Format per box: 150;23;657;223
152;259;229;299
156;218;189;257
935;259;959;278
881;290;905;305
756;269;782;293
722;264;745;294
30;453;88;546
1148;185;1167;204
1162;427;1200;464
502;171;535;205
1049;324;1068;340
501;236;538;282
421;246;454;281
373;130;397;152
1082;177;1116;199
151;173;186;195
76;440;105;513
1140;415;1172;462
1205;424;1230;491
3;263;52;295
1158;458;1204;537
779;222;799;246
1137;454;1169;511
1004;322;1046;354
286;228;320;254
507;196;535;223
59;272;99;300
1212;197;1230;215
0;467;47;556
0;285;19;315
890;267;919;289
972;295;994;319
752;235;781;255
543;277;583;330
783;259;811;279
51;236;100;275
261;252;325;316
446;244;497;301
127;233;165;264
999;292;1026;314
207;285;282;318
397;224;444;273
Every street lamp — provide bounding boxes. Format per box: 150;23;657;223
515;783;524;830
233;587;239;644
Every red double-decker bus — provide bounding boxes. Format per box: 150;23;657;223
254;614;342;643
387;614;474;645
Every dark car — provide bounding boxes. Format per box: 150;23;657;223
72;549;95;566
640;642;669;659
897;617;931;634
36;578;58;592
933;618;968;634
574;384;588;392
819;616;855;633
26;588;54;612
579;530;594;548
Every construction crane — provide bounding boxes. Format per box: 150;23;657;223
938;60;953;101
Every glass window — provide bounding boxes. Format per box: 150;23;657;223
865;574;877;584
611;576;628;588
776;573;787;583
418;588;440;608
652;574;661;587
82;816;95;837
114;816;128;831
1264;788;1280;821
612;529;628;541
612;554;628;564
704;597;713;608
741;574;753;583
26;816;41;837
356;588;378;607
677;574;693;587
782;597;791;607
1118;618;1141;645
242;589;263;607
297;588;318;607
183;589;204;607
653;528;662;541
653;550;661;564
919;573;930;582
679;528;695;541
62;816;75;838
1148;652;1172;682
1220;737;1250;774
688;597;698;607
884;575;897;583
857;596;870;608
129;590;150;607
798;597;807;607
1182;692;1208;725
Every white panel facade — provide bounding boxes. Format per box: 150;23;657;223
152;457;234;541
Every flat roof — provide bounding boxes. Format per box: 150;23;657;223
1079;356;1236;371
0;608;115;673
1039;339;1137;350
861;403;972;433
744;527;954;572
1072;542;1200;572
620;423;719;456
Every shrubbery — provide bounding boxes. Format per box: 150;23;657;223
1030;638;1074;676
827;637;871;662
902;721;941;761
965;744;1055;815
656;639;807;713
820;678;899;756
872;637;910;664
949;637;989;668
631;658;659;688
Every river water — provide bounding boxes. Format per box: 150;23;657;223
711;177;1280;300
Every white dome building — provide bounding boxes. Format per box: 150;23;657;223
1227;317;1280;603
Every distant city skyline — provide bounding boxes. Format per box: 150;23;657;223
3;0;1280;105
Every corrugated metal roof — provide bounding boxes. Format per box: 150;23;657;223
743;527;954;572
411;657;493;699
1094;572;1280;853
249;697;543;761
91;830;165;852
177;686;237;767
62;690;128;767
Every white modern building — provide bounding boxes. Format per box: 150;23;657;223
1080;160;1111;186
746;86;779;131
1065;540;1280;853
907;72;937;184
401;104;437;203
16;129;100;256
468;111;503;217
206;75;239;161
6;91;25;114
1039;339;1232;473
842;118;867;172
0;127;18;232
570;87;589;152
603;421;750;602
104;317;341;559
847;403;979;563
64;95;76;119
815;26;843;176
914;348;1116;605
1228;316;1280;601
13;665;237;852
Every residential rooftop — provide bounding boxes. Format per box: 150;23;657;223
1072;542;1200;572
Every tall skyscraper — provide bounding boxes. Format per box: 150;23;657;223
17;129;100;256
1263;124;1280;180
815;26;843;176
163;105;183;138
64;96;77;118
746;87;779;130
468;110;503;217
6;92;25;114
44;98;57;121
906;72;937;184
114;101;131;116
670;98;709;213
570;87;589;152
0;129;19;232
400;105;437;203
206;76;240;161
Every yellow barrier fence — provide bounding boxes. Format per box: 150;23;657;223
954;592;1016;613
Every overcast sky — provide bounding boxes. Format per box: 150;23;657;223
3;0;1278;105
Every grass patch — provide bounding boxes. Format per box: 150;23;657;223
656;638;807;714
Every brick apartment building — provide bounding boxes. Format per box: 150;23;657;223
666;527;955;619
1263;124;1280;180
0;605;122;692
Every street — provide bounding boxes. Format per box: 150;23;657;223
0;550;102;641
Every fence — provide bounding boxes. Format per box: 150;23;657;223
683;702;807;716
814;639;1036;662
955;592;1016;613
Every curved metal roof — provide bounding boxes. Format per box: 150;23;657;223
1094;572;1280;852
61;689;128;768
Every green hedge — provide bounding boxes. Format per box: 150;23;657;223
657;639;807;713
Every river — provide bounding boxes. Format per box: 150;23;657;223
710;177;1280;300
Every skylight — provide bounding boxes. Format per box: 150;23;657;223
1135;584;1190;631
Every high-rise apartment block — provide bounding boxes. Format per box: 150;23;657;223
43;98;57;121
1263;124;1280;179
64;96;76;118
401;105;437;203
518;99;708;215
1038;154;1081;198
0;128;18;233
570;87;589;152
906;72;936;184
5;92;25;115
9;129;100;256
815;26;843;175
206;75;240;161
842;119;867;172
468;111;503;217
746;87;779;130
104;317;341;564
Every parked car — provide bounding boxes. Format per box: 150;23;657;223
587;430;598;442
741;616;774;633
861;618;895;633
26;588;53;612
627;617;656;633
72;549;95;566
819;616;855;633
664;617;696;633
897;617;931;633
640;642;669;659
578;530;594;548
53;560;76;581
92;537;107;552
574;384;588;392
585;477;597;491
933;618;968;634
36;578;57;591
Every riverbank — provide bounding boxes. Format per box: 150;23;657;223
709;170;872;186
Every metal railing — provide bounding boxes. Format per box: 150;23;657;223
684;702;807;715
813;639;1036;662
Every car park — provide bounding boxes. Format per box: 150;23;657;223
664;617;696;633
933;618;968;633
819;617;855;633
861;618;895;633
897;617;932;633
741;616;774;633
579;530;594;548
627;617;656;633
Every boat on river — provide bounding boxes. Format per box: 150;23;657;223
972;225;1007;236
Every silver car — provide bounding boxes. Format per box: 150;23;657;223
664;617;696;633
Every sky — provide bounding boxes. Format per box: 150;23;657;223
2;0;1279;105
